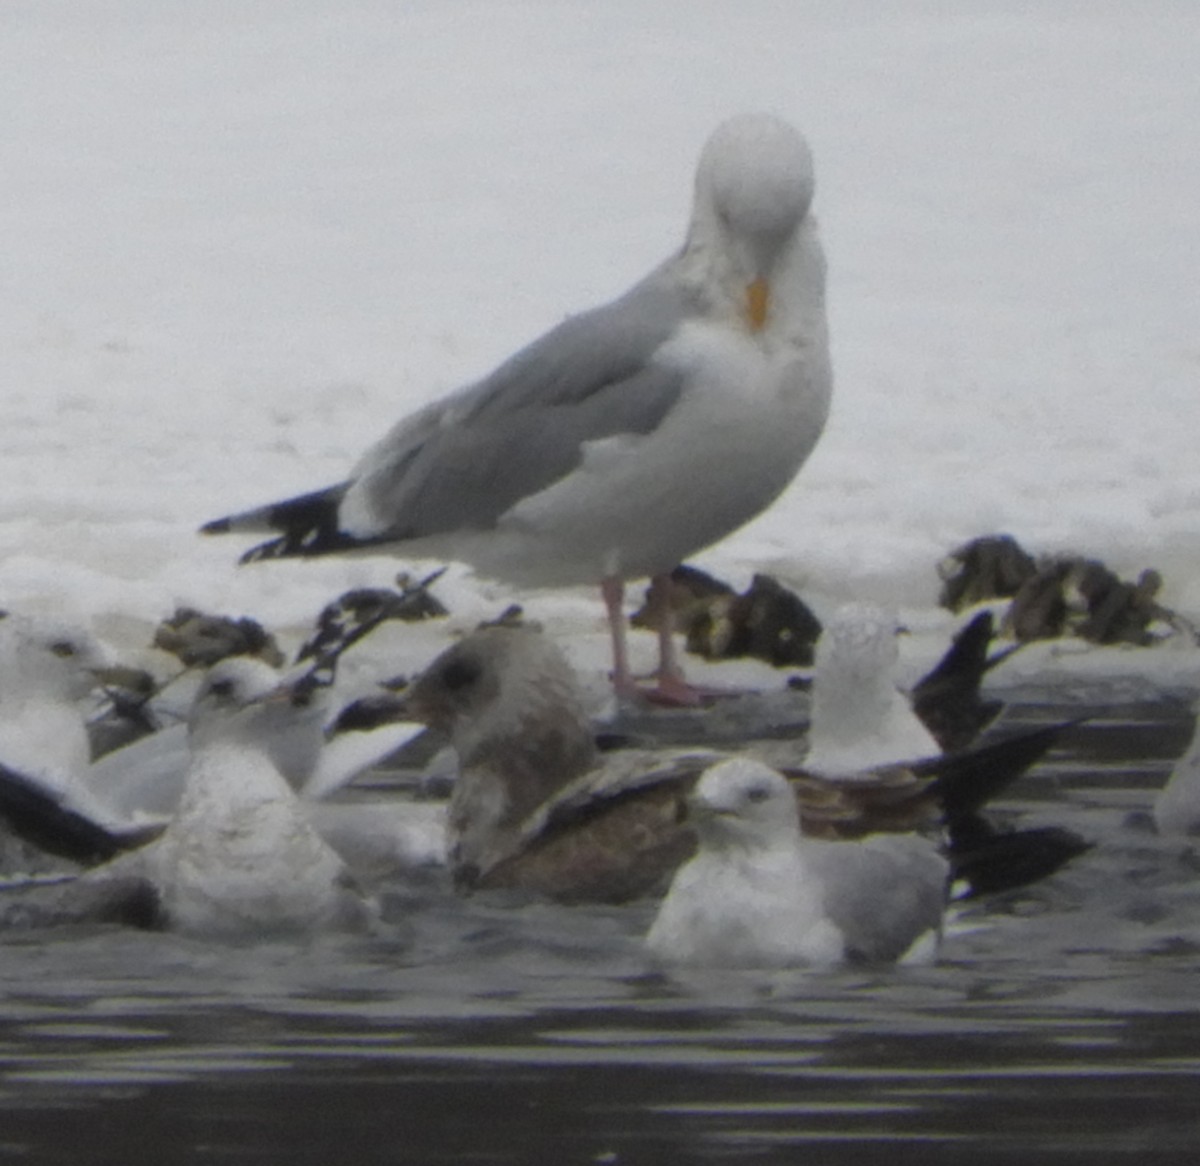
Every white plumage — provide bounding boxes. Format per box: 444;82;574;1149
647;757;947;968
804;602;941;777
646;759;845;968
145;658;376;937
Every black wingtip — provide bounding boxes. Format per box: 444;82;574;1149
912;610;1019;752
0;764;152;866
951;821;1093;898
918;719;1078;820
0;874;165;931
199;482;357;559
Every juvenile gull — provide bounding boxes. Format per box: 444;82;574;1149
398;624;1073;903
202;113;832;704
645;758;947;967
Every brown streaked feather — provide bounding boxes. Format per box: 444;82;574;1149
465;751;952;903
788;766;943;841
480;779;697;904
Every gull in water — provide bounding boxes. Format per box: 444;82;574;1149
0;614;158;866
0;659;377;937
0;652;438;880
0;614;115;779
395;624;1077;904
0;591;434;875
142;658;377;936
803;602;942;777
804;602;1019;770
202;112;832;704
645;758;947;967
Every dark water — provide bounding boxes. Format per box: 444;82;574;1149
2;680;1200;1164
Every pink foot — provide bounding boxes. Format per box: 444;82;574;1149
610;669;745;708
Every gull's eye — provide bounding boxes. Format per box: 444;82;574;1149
207;678;235;699
745;785;772;805
440;658;481;693
50;640;78;659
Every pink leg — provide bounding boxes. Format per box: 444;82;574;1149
601;576;639;699
601;574;707;706
646;573;706;706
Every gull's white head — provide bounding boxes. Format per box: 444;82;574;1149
807;602;941;776
0;613;115;705
688;757;799;849
814;602;901;690
689;113;817;330
185;657;331;791
187;656;306;745
698;114;815;244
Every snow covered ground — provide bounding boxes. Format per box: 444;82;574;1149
2;1;1199;683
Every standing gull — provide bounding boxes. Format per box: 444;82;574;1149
202;113;832;703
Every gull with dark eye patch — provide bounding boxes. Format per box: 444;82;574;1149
386;623;1084;907
202;113;832;706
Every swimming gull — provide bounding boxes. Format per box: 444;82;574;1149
0;642;432;878
803;602;942;777
0;614;115;778
0;614;158;865
645;758;947;967
202;112;832;704
645;759;843;967
143;658;377;936
0;659;379;936
396;624;1075;903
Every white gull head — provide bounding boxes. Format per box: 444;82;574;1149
805;602;940;778
646;758;845;969
0;614;114;777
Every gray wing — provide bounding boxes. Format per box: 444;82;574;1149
808;835;948;962
347;276;692;540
